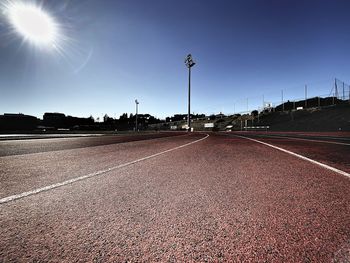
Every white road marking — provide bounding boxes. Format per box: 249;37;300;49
0;134;209;205
257;135;350;146
236;135;350;179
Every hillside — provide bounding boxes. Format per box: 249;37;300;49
256;104;350;131
193;104;350;132
146;104;350;132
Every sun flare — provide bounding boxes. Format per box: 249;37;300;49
1;0;93;73
4;1;59;47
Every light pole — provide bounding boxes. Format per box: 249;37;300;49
135;99;139;132
185;54;196;131
305;85;308;108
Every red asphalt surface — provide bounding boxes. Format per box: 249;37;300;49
1;132;350;262
0;132;185;157
230;131;350;174
240;131;350;138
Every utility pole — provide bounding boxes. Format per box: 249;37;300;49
185;54;196;132
281;90;284;111
305;85;307;108
246;98;249;114
262;95;265;109
334;78;338;101
135;99;139;132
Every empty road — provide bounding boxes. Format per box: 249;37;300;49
1;132;350;262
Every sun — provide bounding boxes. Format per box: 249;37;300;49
3;1;59;47
1;1;93;72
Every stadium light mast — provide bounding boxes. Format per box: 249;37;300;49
185;54;196;132
135;99;139;132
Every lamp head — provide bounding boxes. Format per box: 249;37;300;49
185;54;196;68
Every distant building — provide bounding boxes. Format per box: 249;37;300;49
215;113;226;119
0;113;39;131
43;112;95;129
43;112;66;128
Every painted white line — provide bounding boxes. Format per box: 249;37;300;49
259;135;350;146
236;135;350;179
0;134;209;205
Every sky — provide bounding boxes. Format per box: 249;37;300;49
0;0;350;119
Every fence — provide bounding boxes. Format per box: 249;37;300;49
196;78;350;117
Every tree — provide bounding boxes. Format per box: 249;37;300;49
119;113;128;120
89;115;95;123
103;114;109;123
251;110;258;117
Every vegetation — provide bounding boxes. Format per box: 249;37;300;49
1;96;349;132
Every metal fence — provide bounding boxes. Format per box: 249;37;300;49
209;78;350;116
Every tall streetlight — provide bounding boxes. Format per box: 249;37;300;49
135;99;139;132
185;54;196;131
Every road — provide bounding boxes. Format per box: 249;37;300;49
0;132;184;157
1;132;350;262
231;131;350;174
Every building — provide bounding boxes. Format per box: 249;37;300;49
0;113;39;131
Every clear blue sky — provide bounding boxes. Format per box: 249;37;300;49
1;0;350;119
